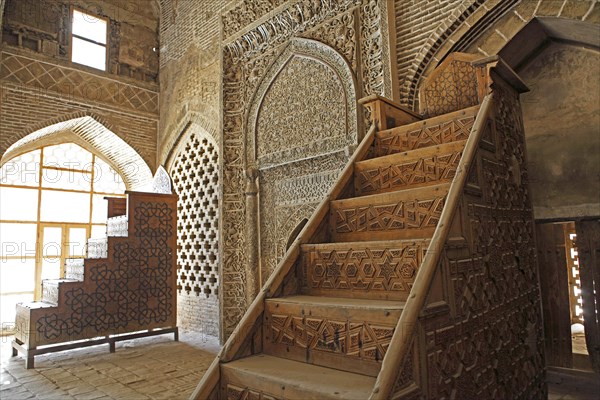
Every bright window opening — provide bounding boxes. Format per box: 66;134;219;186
0;143;125;333
71;9;107;71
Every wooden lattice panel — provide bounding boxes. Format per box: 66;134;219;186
170;134;219;298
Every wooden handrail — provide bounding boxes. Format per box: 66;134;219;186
190;123;377;400
368;94;494;400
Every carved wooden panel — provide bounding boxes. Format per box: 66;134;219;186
420;55;480;117
574;219;600;373
15;192;178;348
226;384;279;400
299;241;428;300
375;108;477;156
536;222;573;368
414;79;545;398
263;297;400;376
330;187;448;242
355;141;464;195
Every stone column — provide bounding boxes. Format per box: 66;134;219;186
245;167;260;306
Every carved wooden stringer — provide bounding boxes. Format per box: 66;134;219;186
192;53;544;400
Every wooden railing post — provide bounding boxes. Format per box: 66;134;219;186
359;94;422;130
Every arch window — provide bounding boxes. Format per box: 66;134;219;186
0;143;125;333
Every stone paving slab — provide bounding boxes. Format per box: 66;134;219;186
1;331;219;400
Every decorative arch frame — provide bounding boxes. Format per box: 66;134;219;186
164;113;220;172
1;113;153;190
246;37;359;169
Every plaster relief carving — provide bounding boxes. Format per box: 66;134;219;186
247;38;358;168
220;0;393;339
256;56;346;165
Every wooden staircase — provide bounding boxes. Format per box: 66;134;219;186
193;54;545;399
12;191;179;368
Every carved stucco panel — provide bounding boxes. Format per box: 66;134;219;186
220;0;395;339
247;38;358;168
259;152;347;279
256;55;347;165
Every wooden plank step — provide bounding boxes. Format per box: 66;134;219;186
221;354;376;400
354;140;465;196
329;183;449;242
374;105;479;156
299;239;428;300
41;279;80;305
263;295;402;376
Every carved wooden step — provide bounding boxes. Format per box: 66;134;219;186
41;279;80;305
263;295;403;376
65;258;84;281
329;183;450;242
374;105;478;157
221;354;376;400
354;140;466;196
299;239;429;300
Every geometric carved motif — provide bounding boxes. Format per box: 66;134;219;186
355;149;463;195
333;197;445;234
220;0;389;338
266;313;394;362
417;80;545;398
0;52;159;114
226;384;280;400
300;243;428;300
170;133;220;297
376;113;476;156
17;193;178;346
420;59;479;118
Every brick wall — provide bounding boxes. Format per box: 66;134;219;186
393;0;599;110
394;0;475;108
0;0;159;170
159;0;226;338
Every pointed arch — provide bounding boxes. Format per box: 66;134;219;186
246;37;359;169
1;114;153;190
407;0;599;110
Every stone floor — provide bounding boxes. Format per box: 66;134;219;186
0;331;219;399
1;332;599;399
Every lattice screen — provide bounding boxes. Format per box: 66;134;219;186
170;133;219;298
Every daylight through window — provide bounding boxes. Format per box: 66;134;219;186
71;9;107;71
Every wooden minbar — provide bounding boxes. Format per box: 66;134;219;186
12;190;179;368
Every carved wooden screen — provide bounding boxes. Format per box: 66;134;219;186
536;222;573;368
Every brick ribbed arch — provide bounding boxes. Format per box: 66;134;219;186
1;114;153;190
402;0;598;111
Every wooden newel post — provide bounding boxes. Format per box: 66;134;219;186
358;94;421;130
245;167;260;306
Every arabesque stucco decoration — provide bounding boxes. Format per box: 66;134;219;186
220;0;394;339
